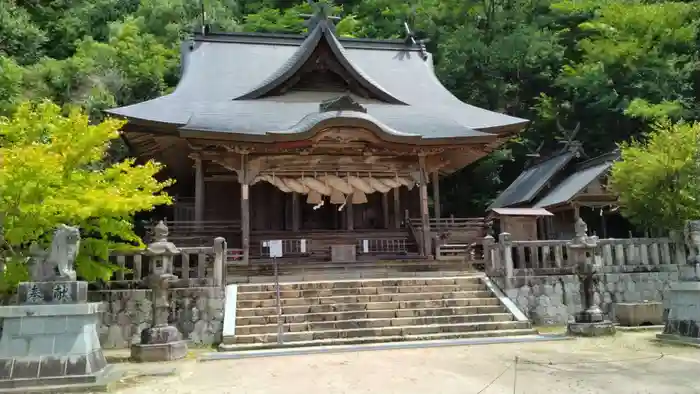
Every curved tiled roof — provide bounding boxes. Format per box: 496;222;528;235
106;25;529;141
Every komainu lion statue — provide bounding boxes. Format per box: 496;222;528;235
30;224;80;281
685;220;700;265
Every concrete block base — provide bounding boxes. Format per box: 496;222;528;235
567;321;616;337
131;341;188;362
0;365;123;393
0;302;115;392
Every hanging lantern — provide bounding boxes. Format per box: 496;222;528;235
330;189;345;205
306;190;322;205
351;191;368;204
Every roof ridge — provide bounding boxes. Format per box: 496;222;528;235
576;150;620;171
192;30;420;51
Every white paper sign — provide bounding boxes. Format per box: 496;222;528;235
300;239;307;253
269;240;283;258
362;239;369;253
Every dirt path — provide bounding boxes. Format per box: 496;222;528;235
111;333;700;394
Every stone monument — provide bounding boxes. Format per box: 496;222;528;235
130;221;188;362
657;220;700;344
566;218;616;336
0;224;118;392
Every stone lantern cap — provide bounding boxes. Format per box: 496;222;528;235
145;221;180;256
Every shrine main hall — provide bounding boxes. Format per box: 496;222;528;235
106;13;528;263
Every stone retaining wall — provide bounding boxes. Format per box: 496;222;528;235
88;287;225;349
494;264;682;325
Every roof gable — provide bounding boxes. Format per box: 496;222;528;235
235;21;406;104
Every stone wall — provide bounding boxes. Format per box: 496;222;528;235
89;287;225;349
495;264;682;325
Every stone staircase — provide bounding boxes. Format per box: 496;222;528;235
220;276;535;350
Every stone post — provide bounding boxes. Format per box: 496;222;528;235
131;221;188;362
499;232;513;288
213;237;227;289
482;235;496;274
566;218;615;336
658;220;700;345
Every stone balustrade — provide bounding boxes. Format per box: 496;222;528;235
483;235;686;278
481;232;688;325
105;238;228;289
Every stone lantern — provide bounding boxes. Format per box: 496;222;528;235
566;218;615;336
131;221;188;362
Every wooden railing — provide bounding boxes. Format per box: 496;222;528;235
252;236;411;259
403;211;424;256
436;244;471;261
483;234;687;278
146;220;241;246
408;216;485;230
357;238;408;255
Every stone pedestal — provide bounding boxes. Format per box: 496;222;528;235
0;281;118;392
615;302;664;326
131;326;188;362
331;244;356;262
567;321;616;337
657;281;700;345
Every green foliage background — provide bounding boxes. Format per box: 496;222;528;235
1;0;699;216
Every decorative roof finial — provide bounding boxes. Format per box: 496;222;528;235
302;0;341;32
403;21;430;61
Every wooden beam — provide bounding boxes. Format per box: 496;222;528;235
194;157;205;224
432;171;441;219
393;187;401;229
382;193;390;229
238;154;251;265
418;155;431;258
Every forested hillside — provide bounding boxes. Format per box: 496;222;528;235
1;0;698;215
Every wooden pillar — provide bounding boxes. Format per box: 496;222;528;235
418;156;431;257
382;193;390;229
194;156;205;224
239;154;250;265
393;187;401;229
432;171;441;220
292;192;300;232
346;200;354;231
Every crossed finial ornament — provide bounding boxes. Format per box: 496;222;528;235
303;0;341;31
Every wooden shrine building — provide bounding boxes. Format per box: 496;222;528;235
106;11;528;263
488;142;627;240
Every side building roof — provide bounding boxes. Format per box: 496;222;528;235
105;19;528;142
488;149;578;209
534;150;620;209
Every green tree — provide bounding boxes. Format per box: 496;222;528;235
0;101;173;289
609;120;700;233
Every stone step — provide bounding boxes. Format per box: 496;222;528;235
236;284;487;300
236;305;510;325
220;328;538;351
237;277;483;292
227;321;532;344
236;291;494;308
235;313;515;335
236;297;502;317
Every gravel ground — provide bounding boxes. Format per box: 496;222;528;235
111;332;700;394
